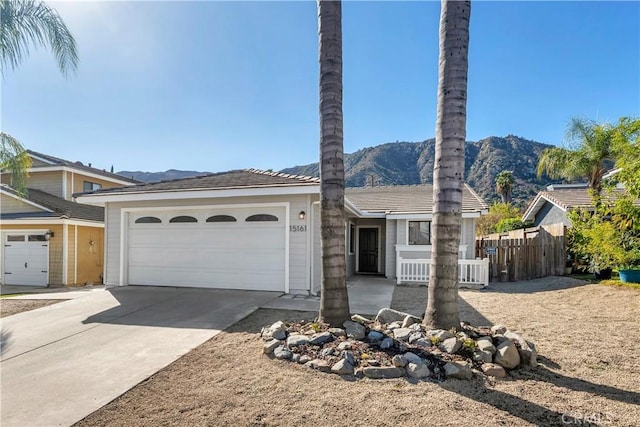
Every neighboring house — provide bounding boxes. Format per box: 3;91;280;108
522;184;638;227
0;151;140;287
76;169;489;294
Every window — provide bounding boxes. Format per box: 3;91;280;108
348;223;356;254
7;235;25;242
28;235;47;242
169;216;197;223
135;216;162;224
83;181;102;191
409;221;431;245
246;214;278;222
206;215;237;223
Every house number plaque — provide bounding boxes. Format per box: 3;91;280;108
290;225;307;232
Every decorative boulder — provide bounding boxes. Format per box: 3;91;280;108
343;320;366;340
482;363;507;378
362;367;404;379
273;346;292;360
331;359;355;376
476;336;496;354
393;328;413;342
308;332;333;346
439;337;462;354
444;362;473;380
494;340;521;369
491;325;507;335
286;335;310;347
406;362;430;379
375;308;414;324
305;359;331;372
263;339;281;355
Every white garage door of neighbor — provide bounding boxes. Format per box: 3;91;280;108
127;207;287;291
3;234;49;286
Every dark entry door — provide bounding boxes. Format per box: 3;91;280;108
358;228;378;273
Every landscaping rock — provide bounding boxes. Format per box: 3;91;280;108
408;332;423;344
439;337;462;354
321;347;336;357
414;338;432;349
273;345;292;360
491;325;508;335
494;340;521;369
351;314;373;324
367;330;384;343
393;328;413;342
388;321;403;330
328;328;346;337
286;335;310;347
444;362;473;380
341;351;356;366
427;329;455;340
309;332;333;346
406;362;431;379
402;314;422;328
263;339;281;355
331;359;355;376
305;359;331;372
472;349;493;363
291;353;300;363
362;366;404;379
337;341;353;351
298;355;312;364
391;354;408;368
476;336;496;354
379;337;394;350
262;321;287;340
343;320;366;340
518;340;538;367
403;352;423;365
482;363;507;378
375;308;413;324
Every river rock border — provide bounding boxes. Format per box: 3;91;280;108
261;308;537;381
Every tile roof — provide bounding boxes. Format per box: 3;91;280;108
75;169;320;196
27;150;141;184
1;186;104;222
345;184;488;214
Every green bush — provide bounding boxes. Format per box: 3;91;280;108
495;218;525;233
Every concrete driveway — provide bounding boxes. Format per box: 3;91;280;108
0;286;278;427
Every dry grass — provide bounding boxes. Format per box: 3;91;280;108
76;278;640;427
0;299;64;318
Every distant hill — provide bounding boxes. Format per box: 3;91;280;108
281;135;553;207
116;169;211;183
119;135;554;207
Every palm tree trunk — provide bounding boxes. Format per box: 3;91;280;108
424;0;471;330
317;0;350;327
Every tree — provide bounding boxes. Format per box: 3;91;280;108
0;0;78;194
476;202;521;236
317;0;350;327
537;118;618;197
612;117;640;198
424;0;471;330
495;170;515;203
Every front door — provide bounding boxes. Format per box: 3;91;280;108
358;228;378;273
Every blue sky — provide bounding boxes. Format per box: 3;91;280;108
2;1;638;173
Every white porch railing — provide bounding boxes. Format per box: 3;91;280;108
396;257;490;287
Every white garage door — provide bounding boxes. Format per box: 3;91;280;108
127;207;286;291
3;234;49;286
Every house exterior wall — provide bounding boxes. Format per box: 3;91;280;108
20;171;64;197
0;194;44;214
104;194;318;294
346;220;356;277
535;203;571;227
75;226;104;285
385;219;397;278
68;172;129;200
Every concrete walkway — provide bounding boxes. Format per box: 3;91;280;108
261;275;395;316
0;286;278;427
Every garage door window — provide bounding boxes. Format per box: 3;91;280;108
206;215;237;222
135;216;162;224
170;215;198;223
7;235;25;242
28;235;47;242
246;214;278;222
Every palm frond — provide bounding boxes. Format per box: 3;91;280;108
0;132;32;196
0;0;78;77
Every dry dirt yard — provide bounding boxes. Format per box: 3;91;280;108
76;277;639;427
0;299;64;318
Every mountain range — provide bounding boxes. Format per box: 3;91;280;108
119;135;554;207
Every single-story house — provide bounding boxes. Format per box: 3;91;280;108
522;184;638;227
76;169;489;294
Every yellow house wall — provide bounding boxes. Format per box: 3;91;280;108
0;224;64;285
68;172;128;198
23;171;65;197
0;193;45;214
75;226;104;285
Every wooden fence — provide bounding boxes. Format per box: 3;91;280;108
475;223;567;282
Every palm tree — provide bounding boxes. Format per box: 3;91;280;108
495;170;515;203
537;118;617;197
317;0;350;327
424;0;471;330
0;0;77;194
